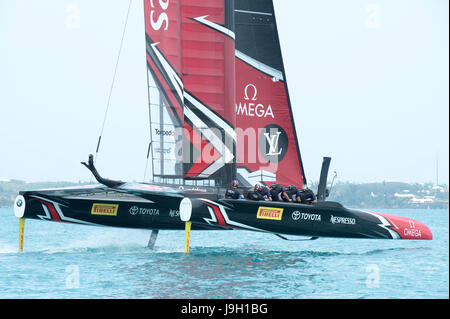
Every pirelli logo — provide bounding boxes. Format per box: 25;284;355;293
91;203;119;216
257;207;284;221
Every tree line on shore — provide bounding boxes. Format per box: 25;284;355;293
0;179;448;209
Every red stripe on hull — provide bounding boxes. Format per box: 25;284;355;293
39;200;62;222
204;202;227;227
379;213;433;240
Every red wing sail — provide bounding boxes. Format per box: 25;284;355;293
145;0;184;181
145;0;237;187
181;1;237;186
145;0;305;188
234;0;307;188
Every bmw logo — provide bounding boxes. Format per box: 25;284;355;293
14;195;26;218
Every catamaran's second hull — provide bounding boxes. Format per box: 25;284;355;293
14;187;203;231
14;185;432;241
181;198;433;240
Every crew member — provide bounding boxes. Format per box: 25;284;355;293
299;186;317;204
269;184;291;202
259;185;272;201
247;184;262;201
225;180;245;200
285;185;302;203
247;184;272;201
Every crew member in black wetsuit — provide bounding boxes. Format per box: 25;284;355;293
225;180;245;200
247;184;262;201
269;184;291;202
259;185;272;201
285;185;302;203
247;184;272;201
299;186;317;204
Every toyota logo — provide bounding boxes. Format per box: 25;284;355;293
292;211;301;220
129;206;139;215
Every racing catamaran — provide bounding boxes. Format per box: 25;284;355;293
14;0;432;252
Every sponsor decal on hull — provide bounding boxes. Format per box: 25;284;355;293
404;227;421;238
91;204;119;216
129;206;160;216
169;209;180;218
372;212;432;240
292;211;321;222
330;215;356;225
257;207;283;221
400;219;423;239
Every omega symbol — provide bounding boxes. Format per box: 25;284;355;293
244;84;258;101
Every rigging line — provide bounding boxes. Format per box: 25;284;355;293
143;141;152;182
143;5;154;183
94;0;133;164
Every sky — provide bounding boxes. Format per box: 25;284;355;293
0;0;448;185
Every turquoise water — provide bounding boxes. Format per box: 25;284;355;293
0;208;448;299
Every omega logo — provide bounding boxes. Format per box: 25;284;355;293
236;83;274;119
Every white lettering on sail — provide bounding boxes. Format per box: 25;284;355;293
264;132;282;156
244;84;258;101
236;83;274;118
150;0;169;31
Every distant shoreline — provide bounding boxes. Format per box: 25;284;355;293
1;180;448;209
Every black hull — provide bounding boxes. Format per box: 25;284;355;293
14;184;432;241
15;187;214;231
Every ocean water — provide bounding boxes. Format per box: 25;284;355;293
0;208;448;299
